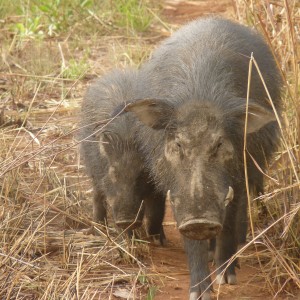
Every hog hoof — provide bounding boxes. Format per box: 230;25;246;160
202;291;211;300
148;234;166;246
189;291;211;300
151;235;161;246
216;274;226;285
189;291;199;300
227;274;237;285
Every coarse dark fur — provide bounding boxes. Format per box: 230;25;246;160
79;69;165;242
121;17;282;300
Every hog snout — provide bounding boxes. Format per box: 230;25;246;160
179;218;222;240
169;186;234;240
111;197;145;230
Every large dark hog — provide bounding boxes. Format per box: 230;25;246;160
79;69;165;242
122;18;282;299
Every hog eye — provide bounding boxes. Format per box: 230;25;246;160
210;139;223;156
216;142;222;149
174;140;184;158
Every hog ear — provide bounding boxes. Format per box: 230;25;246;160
237;102;277;134
125;99;175;130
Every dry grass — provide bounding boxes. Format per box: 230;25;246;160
233;0;300;296
0;90;156;299
0;1;165;299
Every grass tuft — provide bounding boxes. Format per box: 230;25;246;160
114;0;155;32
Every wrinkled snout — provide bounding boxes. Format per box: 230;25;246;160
179;218;222;240
109;197;145;230
168;187;234;240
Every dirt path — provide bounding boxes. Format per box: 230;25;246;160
163;0;235;24
145;1;292;299
149;202;284;300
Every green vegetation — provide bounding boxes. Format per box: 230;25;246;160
115;0;154;32
146;286;157;300
0;0;158;39
62;57;89;79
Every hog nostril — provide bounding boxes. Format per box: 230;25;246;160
178;219;222;240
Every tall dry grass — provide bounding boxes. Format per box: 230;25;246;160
0;93;154;299
0;1;161;299
233;0;300;297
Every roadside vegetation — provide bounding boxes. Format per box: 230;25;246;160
0;1;163;299
0;0;299;299
234;0;300;296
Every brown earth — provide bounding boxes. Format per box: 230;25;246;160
143;1;296;300
163;0;235;24
148;202;294;300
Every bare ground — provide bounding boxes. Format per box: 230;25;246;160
149;202;296;300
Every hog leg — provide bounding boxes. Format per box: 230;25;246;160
144;190;166;245
184;238;212;300
208;238;216;262
83;187;107;236
215;194;239;285
93;188;107;224
237;195;248;245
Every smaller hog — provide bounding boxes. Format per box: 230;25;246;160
79;69;165;243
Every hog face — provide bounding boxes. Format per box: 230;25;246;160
123;98;275;239
163;104;235;239
99;131;145;229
